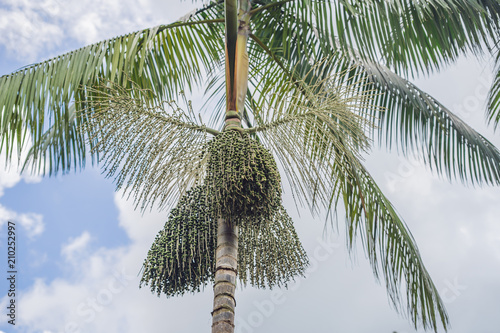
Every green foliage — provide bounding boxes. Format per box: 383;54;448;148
333;154;449;331
248;67;450;331
241;1;500;191
79;81;214;211
331;0;500;76
488;49;500;129
0;7;224;173
250;69;374;214
6;1;500;331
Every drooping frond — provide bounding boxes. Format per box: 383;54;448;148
327;0;500;76
21;104;86;176
81;81;217;211
246;5;500;186
249;67;448;330
249;69;375;213
333;153;449;332
0;3;225;173
345;50;500;186
487;50;500;129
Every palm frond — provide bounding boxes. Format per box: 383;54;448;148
81;81;217;211
0;3;225;174
243;51;451;329
334;153;449;331
21;104;88;176
247;6;500;186
250;70;375;214
487;50;500;129
344;49;500;186
249;0;500;77
250;69;448;331
327;0;500;76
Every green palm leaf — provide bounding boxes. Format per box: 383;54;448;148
349;51;500;185
335;155;449;331
2;1;499;332
248;70;373;212
248;0;500;76
81;81;218;211
328;0;500;76
0;5;225;173
21;104;87;176
250;72;448;331
245;2;500;186
487;49;500;129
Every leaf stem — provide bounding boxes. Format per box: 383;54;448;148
249;0;295;16
249;33;306;93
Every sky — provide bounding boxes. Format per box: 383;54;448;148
0;1;500;333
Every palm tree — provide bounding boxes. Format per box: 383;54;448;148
2;1;500;332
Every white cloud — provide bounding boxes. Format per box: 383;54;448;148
5;192;214;333
0;140;42;197
61;231;92;260
0;203;44;238
0;158;44;238
0;164;22;197
0;0;200;61
0;142;44;238
0;166;41;196
0;4;63;61
0;0;200;62
13;211;44;237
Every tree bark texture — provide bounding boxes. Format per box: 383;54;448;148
211;219;238;333
214;1;250;332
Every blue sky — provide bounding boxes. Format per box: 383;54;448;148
1;1;500;333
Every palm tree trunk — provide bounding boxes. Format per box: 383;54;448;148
224;0;251;131
211;219;238;333
212;1;251;332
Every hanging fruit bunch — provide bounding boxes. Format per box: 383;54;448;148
204;130;282;224
140;129;309;297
